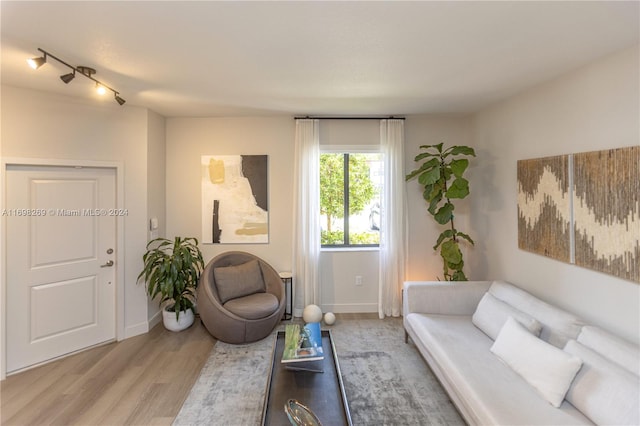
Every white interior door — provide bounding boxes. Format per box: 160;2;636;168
6;165;116;373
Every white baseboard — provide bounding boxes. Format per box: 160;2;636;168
320;302;377;314
124;321;149;339
293;303;378;317
148;310;162;330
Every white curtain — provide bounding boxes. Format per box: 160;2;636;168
378;119;408;318
292;119;320;317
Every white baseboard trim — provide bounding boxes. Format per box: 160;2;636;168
320;302;377;314
124;321;149;339
293;303;378;317
148;310;162;330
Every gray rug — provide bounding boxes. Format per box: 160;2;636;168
174;317;463;426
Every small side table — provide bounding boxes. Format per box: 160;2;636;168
278;272;293;321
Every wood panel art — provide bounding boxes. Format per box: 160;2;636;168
573;146;639;283
517;155;571;262
517;146;639;283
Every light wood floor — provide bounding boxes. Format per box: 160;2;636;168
1;313;376;425
1;319;216;426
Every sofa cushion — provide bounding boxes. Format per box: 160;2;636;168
489;281;585;348
490;317;582;408
404;281;492;315
472;292;542;340
405;313;591;425
214;259;265;303
564;340;640;426
223;292;279;320
577;325;640;376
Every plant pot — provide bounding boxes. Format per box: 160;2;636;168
162;305;194;332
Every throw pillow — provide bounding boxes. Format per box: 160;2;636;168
577;325;640;376
488;281;585;348
564;339;639;426
490;316;582;407
214;259;265;303
472;292;542;340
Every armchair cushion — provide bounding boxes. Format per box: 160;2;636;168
223;292;279;320
214;259;265;303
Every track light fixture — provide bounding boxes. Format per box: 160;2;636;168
27;47;126;106
60;70;75;84
27;54;47;70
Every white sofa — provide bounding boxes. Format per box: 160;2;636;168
403;280;640;426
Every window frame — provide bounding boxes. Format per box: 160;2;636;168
320;147;382;248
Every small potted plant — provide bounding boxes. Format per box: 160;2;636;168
137;236;204;331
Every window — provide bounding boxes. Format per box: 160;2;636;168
320;152;382;247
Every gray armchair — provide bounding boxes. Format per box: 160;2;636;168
197;251;285;344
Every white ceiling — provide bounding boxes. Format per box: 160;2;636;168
1;1;638;118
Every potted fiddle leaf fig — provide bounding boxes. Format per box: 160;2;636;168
406;143;476;281
137;236;204;331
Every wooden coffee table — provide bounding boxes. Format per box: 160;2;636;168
261;329;352;426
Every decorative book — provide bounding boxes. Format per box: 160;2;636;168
282;322;324;366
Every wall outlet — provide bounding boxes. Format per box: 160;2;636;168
355;275;363;286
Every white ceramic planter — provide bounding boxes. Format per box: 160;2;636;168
162;306;195;332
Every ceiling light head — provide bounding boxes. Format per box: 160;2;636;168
95;83;107;95
60;71;75;84
114;94;126;106
27;55;47;70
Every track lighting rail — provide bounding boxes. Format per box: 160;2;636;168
28;47;126;105
293;116;405;120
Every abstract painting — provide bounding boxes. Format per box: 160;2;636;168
201;155;268;244
517;146;639;283
517;155;572;263
573;146;639;283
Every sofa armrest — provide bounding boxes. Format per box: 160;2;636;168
403;281;492;316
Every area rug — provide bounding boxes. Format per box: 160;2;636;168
174;317;463;425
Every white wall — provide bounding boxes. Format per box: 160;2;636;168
165;117;473;314
146;110;166;323
470;46;640;343
165;117;295;272
0;86;4;377
7;45;633;350
404;115;474;281
0;86;156;344
318;117;473;312
318;119;381;313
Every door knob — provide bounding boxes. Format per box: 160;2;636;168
101;260;114;268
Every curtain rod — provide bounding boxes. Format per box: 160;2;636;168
294;116;405;120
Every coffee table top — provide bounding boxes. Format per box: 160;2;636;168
261;329;352;426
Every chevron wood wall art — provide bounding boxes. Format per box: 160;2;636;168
517;155;571;262
517;146;639;284
573;146;639;283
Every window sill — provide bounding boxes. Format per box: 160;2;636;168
321;246;379;253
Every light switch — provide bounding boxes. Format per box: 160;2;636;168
150;217;159;231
